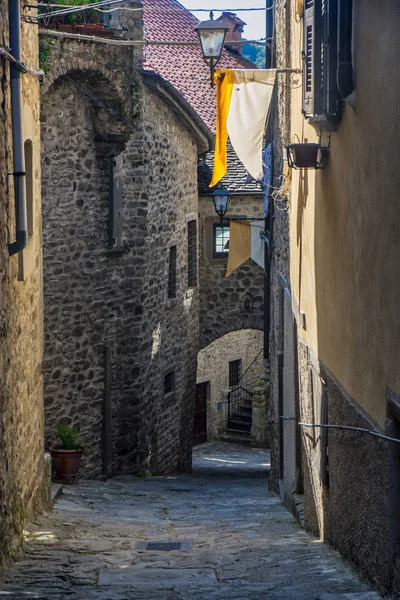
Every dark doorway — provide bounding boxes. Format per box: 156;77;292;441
194;382;208;445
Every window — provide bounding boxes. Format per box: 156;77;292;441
163;369;176;400
108;158;123;249
24;140;33;238
213;222;230;257
229;359;242;388
168;245;177;298
302;0;342;120
187;220;197;287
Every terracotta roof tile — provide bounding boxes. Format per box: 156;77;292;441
142;0;256;132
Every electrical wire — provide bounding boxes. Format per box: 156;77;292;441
31;2;274;14
0;47;44;80
38;28;268;47
35;0;127;20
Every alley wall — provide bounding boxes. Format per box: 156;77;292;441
0;0;49;564
272;0;400;595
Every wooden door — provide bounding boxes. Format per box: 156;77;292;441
194;382;208;445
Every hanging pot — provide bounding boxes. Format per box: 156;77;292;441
286;143;327;169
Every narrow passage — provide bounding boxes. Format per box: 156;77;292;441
0;443;381;599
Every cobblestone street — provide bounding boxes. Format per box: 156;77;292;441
0;443;382;599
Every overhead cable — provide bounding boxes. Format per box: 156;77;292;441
30;2;273;15
0;47;44;80
39;29;268;47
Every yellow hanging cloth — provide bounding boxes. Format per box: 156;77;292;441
210;70;235;187
226;220;251;277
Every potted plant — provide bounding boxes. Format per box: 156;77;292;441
51;424;84;483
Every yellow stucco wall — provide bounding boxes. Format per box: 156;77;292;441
288;0;400;428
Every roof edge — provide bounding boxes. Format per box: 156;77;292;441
141;70;214;155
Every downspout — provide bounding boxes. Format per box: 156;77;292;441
337;0;355;108
8;0;27;256
265;0;274;69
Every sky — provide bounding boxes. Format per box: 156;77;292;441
179;0;266;41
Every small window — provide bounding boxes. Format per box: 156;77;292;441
229;359;242;388
187;220;197;287
24;140;33;238
168;245;177;298
108;158;123;249
213;222;230;257
163;369;176;401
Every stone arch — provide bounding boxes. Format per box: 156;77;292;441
42;66;132;153
199;286;264;350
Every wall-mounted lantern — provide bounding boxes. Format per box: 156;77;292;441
286;143;329;169
195;12;228;88
212;188;231;223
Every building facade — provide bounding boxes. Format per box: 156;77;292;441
0;0;49;564
40;3;211;477
271;0;400;595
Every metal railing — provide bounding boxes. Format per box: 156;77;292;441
227;385;253;432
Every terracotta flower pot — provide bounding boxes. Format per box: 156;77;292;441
51;449;83;482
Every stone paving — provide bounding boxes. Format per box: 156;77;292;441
0;442;383;599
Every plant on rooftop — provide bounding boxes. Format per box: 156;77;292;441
41;0;99;27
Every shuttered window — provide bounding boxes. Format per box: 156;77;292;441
187;220;197;287
302;0;340;121
168;245;177;298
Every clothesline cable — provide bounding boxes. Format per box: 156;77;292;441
229;217;264;221
280;417;400;445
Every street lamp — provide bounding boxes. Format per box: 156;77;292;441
195;12;228;88
212;188;231;224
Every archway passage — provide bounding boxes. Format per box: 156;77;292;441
196;329;268;447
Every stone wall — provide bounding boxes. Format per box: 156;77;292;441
0;1;49;565
134;87;200;475
298;343;397;595
268;0;293;494
198;194;264;350
41;25;201;476
197;329;263;440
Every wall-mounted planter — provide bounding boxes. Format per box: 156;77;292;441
286;143;329;169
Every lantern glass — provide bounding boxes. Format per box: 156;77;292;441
212;189;231;219
197;27;227;59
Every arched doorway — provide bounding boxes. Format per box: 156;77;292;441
195;329;267;445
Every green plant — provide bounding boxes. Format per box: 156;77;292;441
57;423;84;451
39;37;54;75
42;0;98;26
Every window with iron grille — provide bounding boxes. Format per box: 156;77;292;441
168;245;177;298
187;220;197;287
229;359;242;388
163;369;176;398
213;222;230;257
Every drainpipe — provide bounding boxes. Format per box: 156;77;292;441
265;0;274;69
337;0;355;107
8;0;27;256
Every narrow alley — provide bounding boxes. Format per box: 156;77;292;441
0;443;381;600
